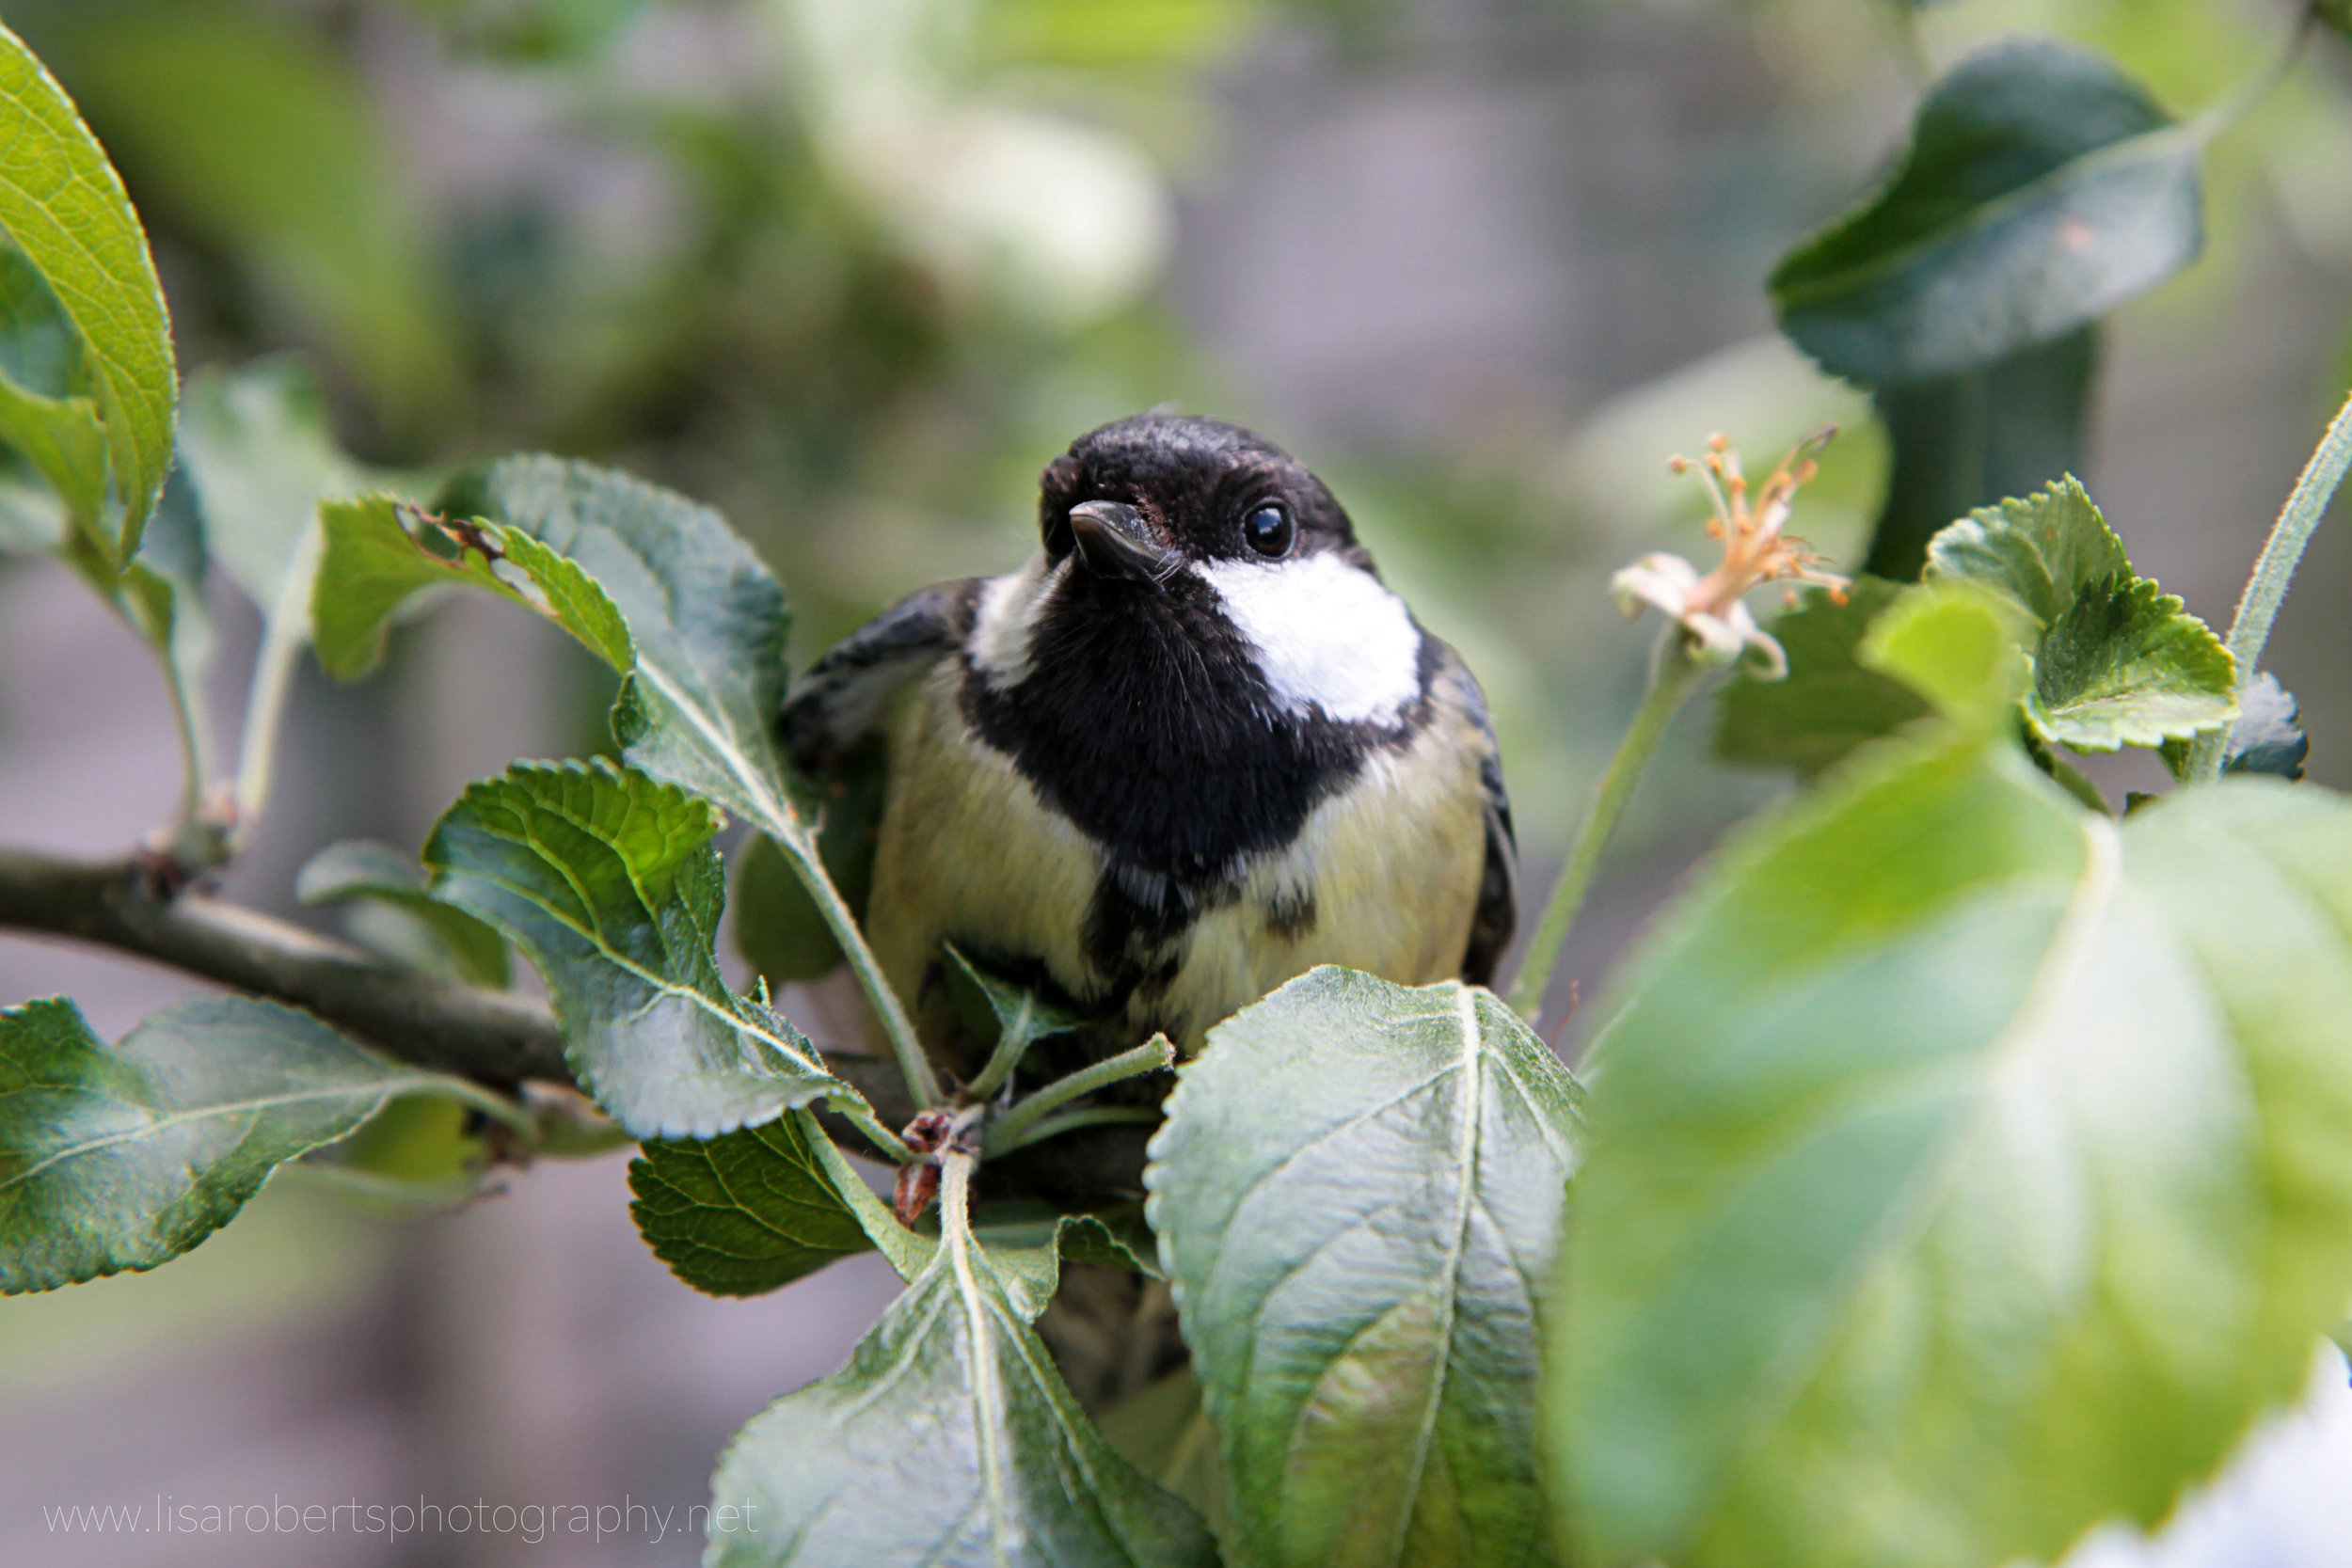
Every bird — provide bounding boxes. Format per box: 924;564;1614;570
778;413;1516;1081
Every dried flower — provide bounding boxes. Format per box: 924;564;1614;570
1612;428;1849;678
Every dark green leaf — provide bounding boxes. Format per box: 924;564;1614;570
2321;0;2350;41
296;838;509;989
1550;724;2352;1568
1865;325;2098;579
311;493;631;679
423;759;844;1140
1715;578;1931;775
0;22;177;562
1772;40;2200;387
629;1113;873;1297
1;995;436;1292
707;1166;1218;1566
1148;968;1582;1568
1926;479;2233;750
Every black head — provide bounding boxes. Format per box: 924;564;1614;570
1037;414;1370;581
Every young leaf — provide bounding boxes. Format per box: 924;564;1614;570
311;494;630;679
2166;672;2310;784
423;759;845;1140
1926;479;2233;750
1147;968;1583;1568
706;1161;1218;1567
1715;578;1930;775
0;995;438;1293
629;1113;874;1297
0;23;177;561
1550;725;2352;1568
1865;325;2098;579
296;838;509;989
1772;40;2201;388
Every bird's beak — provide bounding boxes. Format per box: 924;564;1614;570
1068;500;1176;583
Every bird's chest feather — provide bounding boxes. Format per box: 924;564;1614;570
863;655;1486;1056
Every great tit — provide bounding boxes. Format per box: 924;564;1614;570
780;414;1516;1077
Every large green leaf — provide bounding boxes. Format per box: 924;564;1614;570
423;759;843;1140
1926;479;2233;751
1715;578;1931;776
1772;40;2201;388
0;23;176;562
1549;726;2352;1568
0;243;104;528
1148;968;1582;1568
1864;325;2098;580
296;838;509;989
0;995;437;1292
706;1163;1218;1567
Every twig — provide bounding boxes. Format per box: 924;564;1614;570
0;846;568;1085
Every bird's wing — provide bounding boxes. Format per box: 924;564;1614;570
779;579;978;769
1450;651;1519;990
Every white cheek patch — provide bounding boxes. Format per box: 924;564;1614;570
968;552;1062;689
1199;552;1423;724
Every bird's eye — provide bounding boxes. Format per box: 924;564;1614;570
1242;504;1294;559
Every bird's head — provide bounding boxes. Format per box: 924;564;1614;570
983;414;1423;730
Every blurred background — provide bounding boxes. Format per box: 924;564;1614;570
1;0;2348;1562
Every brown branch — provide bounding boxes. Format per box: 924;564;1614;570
0;846;1151;1198
0;847;569;1086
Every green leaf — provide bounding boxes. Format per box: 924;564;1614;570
1098;1369;1232;1542
296;838;509;989
311;493;631;679
1926;479;2233;751
1864;325;2098;580
1856;578;2033;732
706;1165;1218;1567
0;22;177;562
628;1113;873;1297
1;995;437;1293
2321;0;2351;42
423;759;844;1140
1772;40;2201;388
1715;578;1931;775
443;456;805;843
0;246;104;523
1147;968;1582;1568
1549;731;2352;1568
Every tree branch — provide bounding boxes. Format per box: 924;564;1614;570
0;845;1153;1197
0;847;569;1086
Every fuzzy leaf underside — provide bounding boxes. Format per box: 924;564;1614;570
0;996;428;1292
1553;725;2352;1568
706;1199;1218;1567
1149;968;1583;1568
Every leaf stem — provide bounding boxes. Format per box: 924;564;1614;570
2184;388;2352;784
232;523;322;841
2190;0;2318;144
828;1092;916;1164
1509;628;1709;1023
984;1105;1161;1157
982;1036;1174;1158
772;828;943;1109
